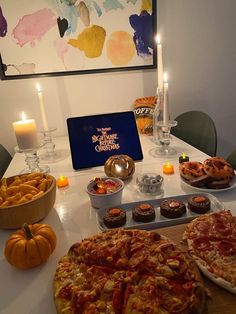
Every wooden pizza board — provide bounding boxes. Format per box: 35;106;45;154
156;224;236;314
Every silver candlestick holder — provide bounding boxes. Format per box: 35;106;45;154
39;127;61;163
15;145;50;174
153;120;178;156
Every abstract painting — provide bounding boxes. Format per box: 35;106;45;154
0;0;156;80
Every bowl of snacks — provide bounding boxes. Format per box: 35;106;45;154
86;177;125;209
0;172;56;229
136;173;164;195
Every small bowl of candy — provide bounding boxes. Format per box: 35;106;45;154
136;173;164;195
86;177;125;209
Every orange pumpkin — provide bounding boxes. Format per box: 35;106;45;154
4;223;56;269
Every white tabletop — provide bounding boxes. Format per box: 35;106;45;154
1;135;236;314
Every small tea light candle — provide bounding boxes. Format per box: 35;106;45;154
163;162;175;174
179;153;189;163
57;176;69;188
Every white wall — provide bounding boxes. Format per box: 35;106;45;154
158;0;236;157
0;71;156;155
1;0;236;158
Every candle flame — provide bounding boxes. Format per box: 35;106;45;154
155;34;161;44
166;162;170;166
182;153;186;158
21;111;27;121
163;72;168;83
115;164;122;173
36;82;41;93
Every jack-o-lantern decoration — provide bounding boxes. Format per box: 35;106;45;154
104;155;135;180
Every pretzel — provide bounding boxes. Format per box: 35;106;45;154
0;172;53;207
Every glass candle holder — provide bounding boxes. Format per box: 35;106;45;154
153;120;178;156
15;145;50;174
39;127;61;163
153;89;164;145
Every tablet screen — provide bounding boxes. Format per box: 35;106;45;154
67;111;143;170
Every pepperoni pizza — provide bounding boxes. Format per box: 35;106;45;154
54;229;206;313
183;210;236;294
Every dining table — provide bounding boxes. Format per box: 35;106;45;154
0;134;236;314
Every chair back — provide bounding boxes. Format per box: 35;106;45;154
171;111;217;156
226;150;236;170
0;144;12;178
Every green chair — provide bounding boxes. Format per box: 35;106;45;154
0;144;12;178
226;150;236;170
171;111;217;156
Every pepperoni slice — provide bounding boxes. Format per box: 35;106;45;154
192;237;212;251
212;222;232;237
196;221;210;233
218;241;236;256
212;212;228;224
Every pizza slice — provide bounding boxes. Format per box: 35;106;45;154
68;229;132;269
183;210;236;241
122;274;205;314
129;231;200;282
54;257;129;314
183;210;236;294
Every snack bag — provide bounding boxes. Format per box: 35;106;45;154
133;96;157;135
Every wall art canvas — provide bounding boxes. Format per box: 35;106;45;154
0;0;156;80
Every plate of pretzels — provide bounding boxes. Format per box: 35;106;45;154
179;157;236;192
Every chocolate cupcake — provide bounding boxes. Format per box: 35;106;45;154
103;207;126;228
160;199;186;218
187;195;211;214
132;203;156;222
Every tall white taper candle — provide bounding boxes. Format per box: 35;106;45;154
36;83;49;131
163;73;169;126
156;34;164;92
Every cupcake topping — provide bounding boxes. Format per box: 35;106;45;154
109;208;122;216
139;203;151;212
193;196;206;203
169;201;180;209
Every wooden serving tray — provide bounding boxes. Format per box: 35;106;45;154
157;224;236;314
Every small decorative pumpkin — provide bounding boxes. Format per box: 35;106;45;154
4;223;56;269
104;154;135;180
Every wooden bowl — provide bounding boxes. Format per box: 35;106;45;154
0;174;56;229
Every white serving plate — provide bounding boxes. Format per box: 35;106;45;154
96;193;224;231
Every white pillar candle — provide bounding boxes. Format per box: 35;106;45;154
36;83;49;131
13;112;38;150
156;34;164;92
163;72;169;126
